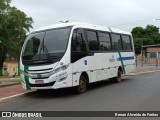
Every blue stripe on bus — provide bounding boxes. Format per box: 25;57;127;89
117;56;134;61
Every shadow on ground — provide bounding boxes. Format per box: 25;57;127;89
26;77;131;99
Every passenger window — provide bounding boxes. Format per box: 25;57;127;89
122;35;132;50
111;34;122;50
71;31;86;52
87;31;99;51
98;32;111;51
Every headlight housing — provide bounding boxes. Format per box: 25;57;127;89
54;64;69;73
50;64;69;76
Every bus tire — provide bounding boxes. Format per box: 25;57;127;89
117;69;122;83
76;76;87;94
111;69;122;83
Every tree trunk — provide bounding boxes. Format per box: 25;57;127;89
0;61;3;76
18;57;20;76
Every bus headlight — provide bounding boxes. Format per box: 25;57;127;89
61;64;69;70
54;64;69;73
50;64;69;76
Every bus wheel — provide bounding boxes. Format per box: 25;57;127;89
116;69;122;83
76;76;87;94
111;69;122;83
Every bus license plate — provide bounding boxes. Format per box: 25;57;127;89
35;80;44;84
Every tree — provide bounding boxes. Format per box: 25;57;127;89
131;25;160;53
0;0;33;76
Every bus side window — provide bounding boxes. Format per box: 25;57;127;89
87;31;99;51
111;34;122;51
98;32;111;51
71;32;86;52
122;35;132;51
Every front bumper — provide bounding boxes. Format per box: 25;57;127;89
20;71;73;90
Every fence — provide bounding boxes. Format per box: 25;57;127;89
135;56;159;67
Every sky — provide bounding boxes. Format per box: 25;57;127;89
11;0;160;32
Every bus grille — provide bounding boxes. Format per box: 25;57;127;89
28;81;56;87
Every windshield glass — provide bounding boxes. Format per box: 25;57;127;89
22;27;71;65
23;32;44;57
44;29;70;53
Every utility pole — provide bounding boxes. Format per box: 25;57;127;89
141;39;144;67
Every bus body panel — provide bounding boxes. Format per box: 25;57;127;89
20;22;135;90
71;52;135;84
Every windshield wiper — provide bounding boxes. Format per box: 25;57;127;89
40;44;52;62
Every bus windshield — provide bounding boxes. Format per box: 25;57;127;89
22;27;71;65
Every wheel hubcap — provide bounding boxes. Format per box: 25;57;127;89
79;80;85;90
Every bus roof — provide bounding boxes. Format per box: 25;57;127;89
34;22;131;35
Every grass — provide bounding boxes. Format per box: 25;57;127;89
0;79;21;83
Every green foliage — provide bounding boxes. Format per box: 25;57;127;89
131;25;160;53
0;0;33;76
0;79;21;83
0;69;2;76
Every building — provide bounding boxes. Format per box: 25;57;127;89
142;44;160;64
3;61;19;76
